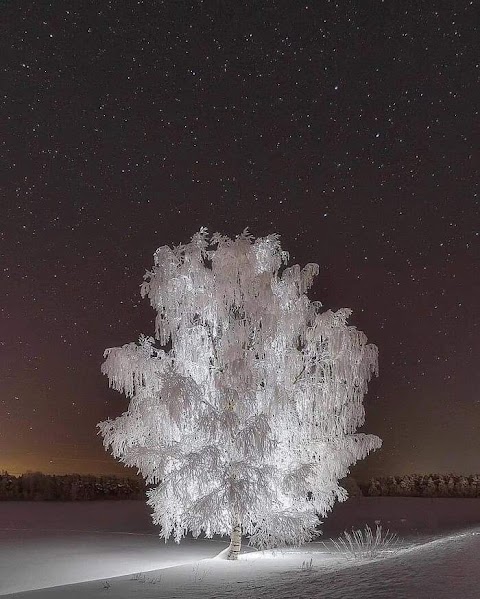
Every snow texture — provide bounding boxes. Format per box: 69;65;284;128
98;229;381;550
2;500;480;598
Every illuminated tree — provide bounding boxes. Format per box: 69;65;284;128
98;228;381;559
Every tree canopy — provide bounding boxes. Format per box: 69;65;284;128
98;228;381;557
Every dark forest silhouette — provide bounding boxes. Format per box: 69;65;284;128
0;471;145;501
360;474;480;498
1;471;479;501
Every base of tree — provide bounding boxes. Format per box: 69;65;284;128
214;523;242;560
226;521;242;560
213;546;239;560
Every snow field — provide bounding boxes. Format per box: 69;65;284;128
2;499;480;598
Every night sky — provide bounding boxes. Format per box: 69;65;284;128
2;2;479;481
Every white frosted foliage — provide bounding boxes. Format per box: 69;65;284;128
98;228;381;552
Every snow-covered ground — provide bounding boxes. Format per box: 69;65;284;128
1;499;480;598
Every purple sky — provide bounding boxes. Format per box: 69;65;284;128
2;1;479;479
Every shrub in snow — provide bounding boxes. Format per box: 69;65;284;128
98;228;381;559
331;524;399;560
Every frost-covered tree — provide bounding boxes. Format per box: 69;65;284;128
98;228;381;559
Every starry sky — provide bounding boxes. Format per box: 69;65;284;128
1;1;479;480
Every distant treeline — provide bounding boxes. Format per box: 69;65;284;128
0;471;146;501
2;471;478;501
360;474;480;498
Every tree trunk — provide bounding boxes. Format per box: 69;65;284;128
226;518;242;560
